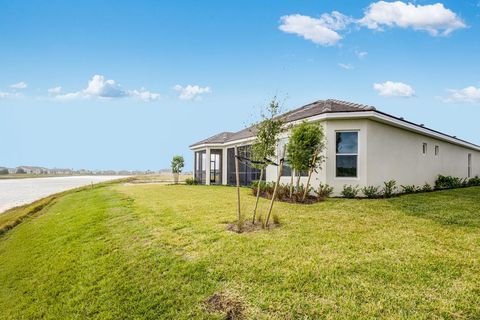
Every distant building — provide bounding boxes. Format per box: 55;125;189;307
16;166;48;174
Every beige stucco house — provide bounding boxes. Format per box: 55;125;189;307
189;99;480;195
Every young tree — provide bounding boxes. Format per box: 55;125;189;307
286;121;326;201
249;98;285;224
171;155;184;184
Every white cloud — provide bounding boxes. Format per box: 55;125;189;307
83;75;127;98
174;84;211;100
48;86;62;94
130;88;160;102
10;81;28;89
444;86;480;103
356;51;368;58
279;11;353;46
359;1;466;36
338;63;354;70
53;75;160;102
0;92;10;99
373;81;415;97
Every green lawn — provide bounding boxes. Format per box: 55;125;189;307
1;184;480;319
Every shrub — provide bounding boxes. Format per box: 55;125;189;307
185;177;199;185
341;185;359;198
468;176;480;187
275;183;290;201
401;185;418;194
362;185;382;198
382;180;397;198
315;183;334;200
422;183;433;192
435;175;464;190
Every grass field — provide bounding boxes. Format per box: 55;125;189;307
1;183;479;319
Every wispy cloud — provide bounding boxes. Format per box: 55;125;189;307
338;63;354;70
10;81;28;89
54;75;160;102
373;81;415;97
356;51;368;58
443;85;480;103
48;86;62;94
174;84;211;100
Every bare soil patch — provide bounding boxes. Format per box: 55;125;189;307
205;291;246;320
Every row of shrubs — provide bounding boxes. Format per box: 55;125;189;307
341;175;480;199
251;181;334;203
253;175;480;200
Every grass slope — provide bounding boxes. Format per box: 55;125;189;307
1;184;480;319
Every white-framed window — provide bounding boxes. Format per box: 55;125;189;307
468;153;472;178
422;143;427;155
336;131;358;178
435;145;439;156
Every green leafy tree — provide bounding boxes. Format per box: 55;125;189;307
0;168;9;175
171;155;184;184
250;97;285;224
171;155;185;174
286;121;326;201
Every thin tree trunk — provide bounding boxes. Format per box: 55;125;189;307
302;153;318;202
252;168;264;224
266;145;285;227
289;168;294;198
234;146;241;221
296;173;301;192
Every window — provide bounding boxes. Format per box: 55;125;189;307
422;143;427;155
435;145;439;156
468;154;472;178
336;131;358;178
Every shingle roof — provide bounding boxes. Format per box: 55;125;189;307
190;99;375;147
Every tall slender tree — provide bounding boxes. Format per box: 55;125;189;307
250;98;285;224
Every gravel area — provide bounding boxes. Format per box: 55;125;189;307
0;176;127;213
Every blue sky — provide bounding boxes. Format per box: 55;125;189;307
1;0;479;171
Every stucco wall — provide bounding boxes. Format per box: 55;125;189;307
264;118;480;196
366;120;480;188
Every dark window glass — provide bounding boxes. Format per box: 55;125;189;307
227;146;264;186
336;155;357;177
336;132;358;154
281;164;292;176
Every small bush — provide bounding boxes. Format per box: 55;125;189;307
468;176;480;187
315;183;334;200
382;180;397;198
435;175;464;190
362;185;382;198
185;177;199;185
341;185;359;198
422;183;433;192
401;185;418;194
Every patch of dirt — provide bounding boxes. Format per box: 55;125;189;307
205;291;246;320
227;220;280;233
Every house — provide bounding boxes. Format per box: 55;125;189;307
189;99;480;194
15;166;48;174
